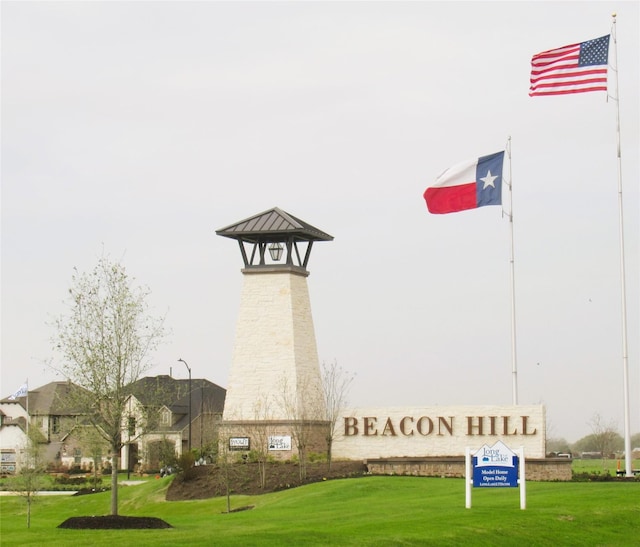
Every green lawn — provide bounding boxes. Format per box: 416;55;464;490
1;475;638;546
571;458;639;475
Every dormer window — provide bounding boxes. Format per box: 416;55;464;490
161;409;170;425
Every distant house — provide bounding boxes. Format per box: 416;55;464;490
0;408;28;473
121;375;226;472
1;375;227;474
0;381;110;473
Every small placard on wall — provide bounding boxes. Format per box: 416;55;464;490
268;435;292;451
229;437;250;451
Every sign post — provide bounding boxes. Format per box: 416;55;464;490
465;441;526;509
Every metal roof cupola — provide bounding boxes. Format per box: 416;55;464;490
216;207;333;274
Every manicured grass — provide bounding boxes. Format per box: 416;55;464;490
571;458;639;475
2;475;639;546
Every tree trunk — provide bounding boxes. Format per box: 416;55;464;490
298;445;307;480
110;451;119;516
93;459;99;490
258;458;266;489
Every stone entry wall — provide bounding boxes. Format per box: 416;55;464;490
364;457;572;481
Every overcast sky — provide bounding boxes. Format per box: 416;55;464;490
2;1;638;443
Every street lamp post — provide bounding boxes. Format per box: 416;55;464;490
178;358;192;452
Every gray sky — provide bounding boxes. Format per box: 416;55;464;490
2;1;638;443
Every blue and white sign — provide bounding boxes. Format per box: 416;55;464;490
472;441;518;488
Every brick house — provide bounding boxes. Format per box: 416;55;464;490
121;375;226;472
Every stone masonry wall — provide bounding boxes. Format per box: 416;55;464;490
223;269;325;422
365;457;572;481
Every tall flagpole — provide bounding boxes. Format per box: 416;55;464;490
25;378;31;438
26;379;30;438
610;13;632;478
506;136;518;405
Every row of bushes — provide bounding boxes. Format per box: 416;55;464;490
0;473;104;492
53;474;103;486
572;470;640;482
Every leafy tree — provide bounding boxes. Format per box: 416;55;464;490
145;437;177;472
52;256;165;515
321;360;354;469
73;423;109;489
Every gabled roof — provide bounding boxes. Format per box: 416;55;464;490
126;375;226;412
216;207;333;243
0;381;89;415
171;383;226;415
0;415;27;431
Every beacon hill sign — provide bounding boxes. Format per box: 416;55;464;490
332;405;546;460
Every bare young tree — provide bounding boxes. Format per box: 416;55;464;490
589;413;620;469
216;434;235;514
246;394;277;489
8;428;47;528
277;375;324;481
52;256;165;516
321;360;354;470
221;393;277;490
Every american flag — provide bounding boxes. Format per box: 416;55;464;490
529;35;610;97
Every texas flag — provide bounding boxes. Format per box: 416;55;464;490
424;151;505;214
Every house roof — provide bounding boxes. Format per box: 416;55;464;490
126;375;226;413
1;381;89;415
1;376;226;436
0;413;27;431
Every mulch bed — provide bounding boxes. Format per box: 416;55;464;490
166;460;367;501
58;515;172;529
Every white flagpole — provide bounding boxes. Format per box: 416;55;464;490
504;136;518;405
610;14;632;478
26;379;29;437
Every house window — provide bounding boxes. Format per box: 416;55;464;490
128;417;136;436
161;410;170;425
74;448;81;464
52;416;60;434
1;451;16;474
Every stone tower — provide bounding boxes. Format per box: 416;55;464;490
216;207;333;457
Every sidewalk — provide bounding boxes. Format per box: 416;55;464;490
0;490;77;496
